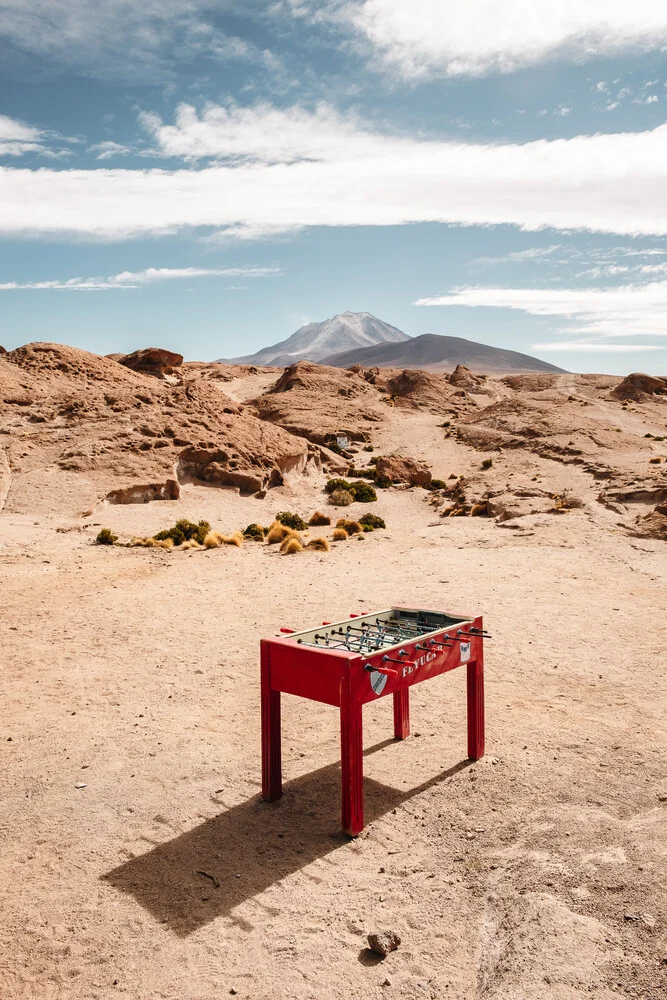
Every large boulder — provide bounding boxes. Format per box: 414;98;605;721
609;372;667;402
375;454;432;488
448;364;482;391
118;347;184;378
0;345;6;354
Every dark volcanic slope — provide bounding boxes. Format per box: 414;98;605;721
320;333;567;374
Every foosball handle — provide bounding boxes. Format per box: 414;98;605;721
279;627;296;634
364;662;401;678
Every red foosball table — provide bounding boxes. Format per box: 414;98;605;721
260;606;487;835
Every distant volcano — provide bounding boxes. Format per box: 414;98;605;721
221;311;411;366
320;333;567;375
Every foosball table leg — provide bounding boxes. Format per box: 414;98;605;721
261;644;282;801
340;697;364;836
393;689;410;740
466;655;485;761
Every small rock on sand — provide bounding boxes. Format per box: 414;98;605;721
367;930;401;957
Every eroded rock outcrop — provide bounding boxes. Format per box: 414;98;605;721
387;369;463;413
0;343;310;513
118;347;184;378
250;360;384;445
609;372;667;402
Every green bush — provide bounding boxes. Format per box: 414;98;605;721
361;523;374;531
325;477;352;494
349;480;377;502
243;523;266;540
481;458;493;470
327;441;344;455
95;528;117;545
375;474;392;489
430;479;447;490
329;489;355;507
359;512;386;529
347;467;376;480
363;444;374;452
155;518;210;546
368;456;378;465
275;511;309;531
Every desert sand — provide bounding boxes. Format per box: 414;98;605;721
1;347;666;999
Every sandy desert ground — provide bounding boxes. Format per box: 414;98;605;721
1;349;666;999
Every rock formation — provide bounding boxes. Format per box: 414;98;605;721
0;343;309;514
250;360;384;446
609;372;667;402
118;347;184;378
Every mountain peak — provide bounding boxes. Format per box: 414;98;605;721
221;311;411;366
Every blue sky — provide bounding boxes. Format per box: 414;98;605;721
1;1;667;374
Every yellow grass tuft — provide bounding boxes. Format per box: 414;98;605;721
153;538;174;550
204;531;223;548
332;527;348;541
280;533;303;552
343;520;361;535
281;537;303;554
307;537;330;552
308;511;331;526
130;536;149;546
223;531;244;547
180;538;201;550
267;522;293;544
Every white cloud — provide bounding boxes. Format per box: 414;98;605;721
325;0;667;78
0;265;280;290
4;106;667;241
0;1;256;81
87;141;136;161
139;101;373;163
530;342;664;352
474;245;563;264
0;114;45;156
414;281;667;339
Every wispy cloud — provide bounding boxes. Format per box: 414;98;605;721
301;0;667;79
0;1;259;82
5;106;667;241
87;141;136;161
0;265;280;290
531;342;664;352
0;113;76;158
414;281;667;340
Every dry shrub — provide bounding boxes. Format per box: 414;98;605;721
309;511;331;526
180;538;201;550
280;533;303;552
130;536;149;547
281;537;303;554
336;519;361;535
332;527;348;541
204;531;224;548
329;488;355;507
267;522;293;544
471;501;490;517
223;531;244;547
153;538;174;550
275;511;309;530
307;537;330;552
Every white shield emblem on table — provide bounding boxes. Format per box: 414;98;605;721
460;641;471;663
368;670;388;696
